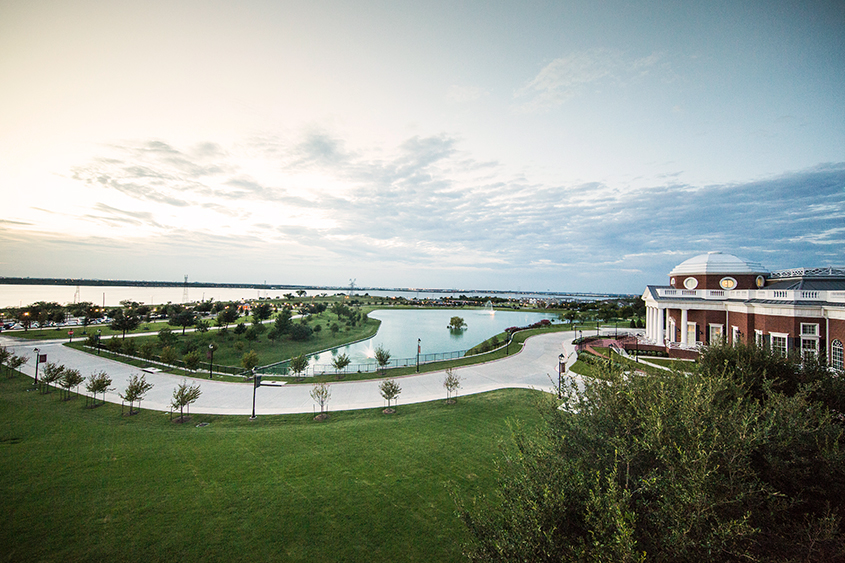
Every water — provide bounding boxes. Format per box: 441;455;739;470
304;308;559;371
0;284;601;309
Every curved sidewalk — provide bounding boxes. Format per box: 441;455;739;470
1;332;579;416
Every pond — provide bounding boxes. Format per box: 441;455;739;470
295;308;560;374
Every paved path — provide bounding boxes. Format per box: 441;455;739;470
1;332;580;416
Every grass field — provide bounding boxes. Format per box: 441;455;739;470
0;371;543;562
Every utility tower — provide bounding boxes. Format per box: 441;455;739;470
73;286;81;304
183;275;189;303
348;278;356;296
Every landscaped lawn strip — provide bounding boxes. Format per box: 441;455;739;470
0;372;542;563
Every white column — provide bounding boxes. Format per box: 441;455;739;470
681;308;688;345
656;307;665;344
647;307;654;341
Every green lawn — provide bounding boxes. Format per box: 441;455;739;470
0;372;542;562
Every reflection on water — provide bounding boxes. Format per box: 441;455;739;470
308;308;558;369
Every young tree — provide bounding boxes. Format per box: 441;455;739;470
310;382;331;417
7;354;28;378
85;370;113;406
158;326;177;346
253;302;273;323
194;319;210;333
59;368;84;401
171;380;202;422
241;350;260;375
40;362;65;394
121;337;137;357
120;374;153;415
374;346;391;374
444;368;462;403
379;379;401;412
288;323;313;341
160;346;178;366
183;350;202;372
289;354;309;378
0;346;10;378
332;353;351;374
139;340;157;362
170;309;195;335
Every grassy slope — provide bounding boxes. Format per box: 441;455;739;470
0;373;542;563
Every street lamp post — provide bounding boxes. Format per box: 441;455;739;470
208;343;216;379
97;329;102;355
558;353;565;399
33;347;40;387
250;370;261;420
416;338;420;373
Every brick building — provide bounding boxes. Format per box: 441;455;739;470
641;251;845;370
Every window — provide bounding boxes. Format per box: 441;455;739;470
754;330;763;348
709;324;723;344
732;326;741;344
771;333;788;358
687;322;697;345
832;340;844;371
801;323;818;336
801;337;818;359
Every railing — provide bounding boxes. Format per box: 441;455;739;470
257;348;478;377
656;287;842;303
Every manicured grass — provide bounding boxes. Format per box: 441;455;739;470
0;372;542;563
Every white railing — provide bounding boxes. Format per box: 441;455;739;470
656;287;842;303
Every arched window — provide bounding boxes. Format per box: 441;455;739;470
832;340;844;372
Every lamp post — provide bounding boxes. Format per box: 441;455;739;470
416;338;420;373
97;329;102;355
208;343;216;379
250;369;261;420
33;347;40;387
558;353;565;399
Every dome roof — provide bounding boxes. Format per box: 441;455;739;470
669;251;767;276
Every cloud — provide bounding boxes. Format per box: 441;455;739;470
446;85;487;103
514;49;666;112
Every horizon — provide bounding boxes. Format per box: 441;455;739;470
2;1;843;293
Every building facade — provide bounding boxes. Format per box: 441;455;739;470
642;252;845;370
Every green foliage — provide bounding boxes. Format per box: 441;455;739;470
119;374;153;415
332;353;351;373
109;309;141;337
234;323;247;336
288;323;313;341
241;350;259;373
374;346;391;374
310;382;331;414
121;337;136;356
171;379;202;420
158;326;177;346
183;350;202;372
274;308;293;334
85;370;112;405
139;340;156;360
379;379;401;409
289;354;309;377
106;337;122;353
444;368;461;402
458;345;845;562
449;316;467;331
160;346;178;365
40;362;65;393
59;368;84;400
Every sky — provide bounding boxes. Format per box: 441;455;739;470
0;0;843;294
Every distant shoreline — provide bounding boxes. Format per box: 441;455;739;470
0;277;630;299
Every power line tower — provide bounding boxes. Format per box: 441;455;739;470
182;275;189;303
73;286;81;304
348;278;356;297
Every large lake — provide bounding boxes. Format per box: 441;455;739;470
302;308;559;372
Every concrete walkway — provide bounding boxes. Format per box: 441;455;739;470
1;332;580;416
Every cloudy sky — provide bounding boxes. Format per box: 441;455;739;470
1;0;843;294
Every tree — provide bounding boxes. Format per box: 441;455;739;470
444;368;462;403
457;345;845;563
253;302;273;323
183;350;202;372
332;353;351;374
194;319;210;333
0;346;10;378
158;326;177;346
40;362;65;394
288;323;313;341
160;346;178;365
109;309;140;338
119;374;153;415
379;379;401;412
296;289;307;298
59;368;84;401
274;308;293;335
449;316;467;331
241;350;260;374
374;346;391;374
234;323;247;336
310;382;331;416
7;354;28;378
85;371;113;406
139;341;157;362
170;309;195;335
106;337;122;354
289;354;309;378
171;380;202;422
121;337;137;357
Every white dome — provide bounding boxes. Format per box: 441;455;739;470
669;251;767;276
